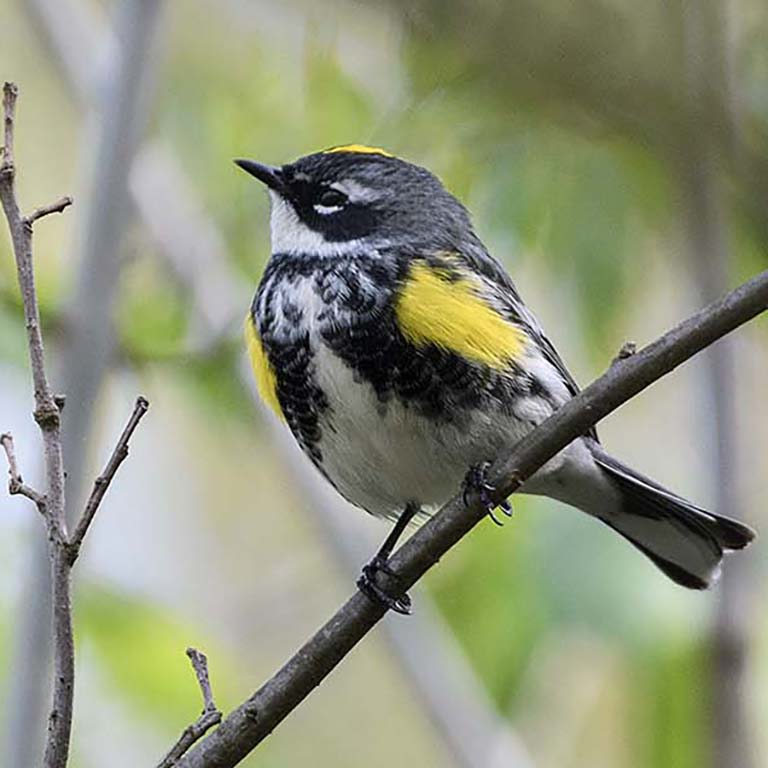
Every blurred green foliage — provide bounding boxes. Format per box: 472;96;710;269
78;585;214;723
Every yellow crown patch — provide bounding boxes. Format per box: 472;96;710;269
322;144;394;158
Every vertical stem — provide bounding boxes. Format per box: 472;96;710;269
679;146;751;768
1;83;72;768
679;1;753;766
43;552;75;768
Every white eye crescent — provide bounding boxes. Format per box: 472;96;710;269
314;187;348;214
313;203;344;215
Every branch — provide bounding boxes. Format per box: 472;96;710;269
0;81;72;768
274;428;535;768
157;649;222;768
27;195;73;225
5;5;162;761
0;83;150;768
67;395;150;562
176;269;768;768
0;83;64;454
679;4;754;765
0;432;46;508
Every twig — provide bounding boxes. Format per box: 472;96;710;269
175;269;768;768
156;649;222;767
186;648;219;715
0;432;46;508
67;395;150;562
26;196;73;225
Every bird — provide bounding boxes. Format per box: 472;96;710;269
236;144;755;614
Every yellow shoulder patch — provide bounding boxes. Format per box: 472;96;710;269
244;314;283;419
322;144;394;158
395;260;526;369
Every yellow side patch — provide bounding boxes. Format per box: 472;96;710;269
395;262;526;369
323;144;394;158
244;314;283;419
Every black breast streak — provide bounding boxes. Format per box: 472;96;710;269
255;260;329;466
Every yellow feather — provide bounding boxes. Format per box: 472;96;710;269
322;144;394;157
395;261;526;369
244;314;283;419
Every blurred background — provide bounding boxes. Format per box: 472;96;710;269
1;1;767;766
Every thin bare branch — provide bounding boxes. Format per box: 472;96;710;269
176;269;768;768
5;5;162;764
0;433;46;508
186;648;219;715
67;395;149;562
156;648;222;768
1;84;63;437
26;196;74;226
0;81;73;768
2;81;153;768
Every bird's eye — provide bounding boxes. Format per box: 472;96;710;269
317;188;348;208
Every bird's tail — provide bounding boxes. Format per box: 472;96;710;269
589;445;755;589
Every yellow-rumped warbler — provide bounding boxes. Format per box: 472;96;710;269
236;145;754;613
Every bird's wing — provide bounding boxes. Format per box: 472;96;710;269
394;252;531;373
452;246;600;442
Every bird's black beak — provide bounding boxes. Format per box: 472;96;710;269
234;159;286;194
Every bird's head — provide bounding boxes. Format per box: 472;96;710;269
235;145;474;256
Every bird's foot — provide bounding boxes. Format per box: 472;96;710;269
463;461;513;526
357;555;412;615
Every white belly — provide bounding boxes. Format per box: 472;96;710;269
311;344;536;518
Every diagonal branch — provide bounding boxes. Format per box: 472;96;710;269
67;396;150;563
156;648;222;768
175;269;768;768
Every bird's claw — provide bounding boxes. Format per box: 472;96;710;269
463;462;514;525
357;555;412;615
